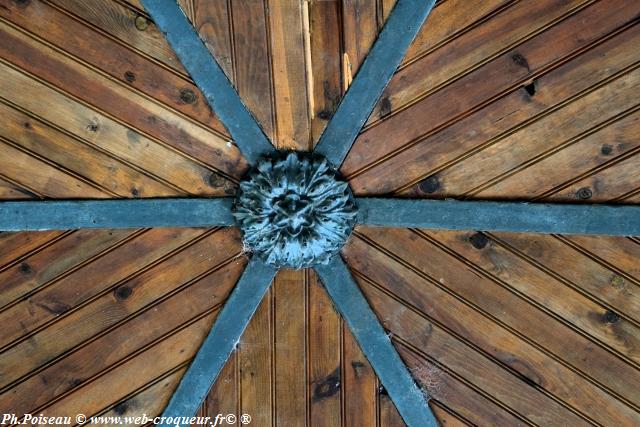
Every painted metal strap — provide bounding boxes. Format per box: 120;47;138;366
357;198;640;236
0;198;235;231
315;257;439;427
141;0;275;165
160;257;277;427
314;0;436;168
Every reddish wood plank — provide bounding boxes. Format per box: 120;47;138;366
344;0;639;181
351;20;640;195
239;289;273;427
273;270;307;425
0;0;229;136
424;229;640;407
308;270;342;427
0;231;66;271
344;232;640;426
0;102;176;198
0;229;134;312
230;0;275;141
308;0;342;143
0;228;233;388
0;22;244;183
0;260;244;415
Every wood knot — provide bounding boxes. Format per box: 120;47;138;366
313;369;340;401
124;71;136;83
114;286;133;301
134;15;149;31
469;232;489;249
180;88;197;104
602;310;620;324
418;176;440;194
576;187;592;200
19;262;32;275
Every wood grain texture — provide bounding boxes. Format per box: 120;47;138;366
1;0;639;425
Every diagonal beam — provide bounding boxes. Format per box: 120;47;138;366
0;198;235;231
141;0;276;165
314;0;436;168
357;198;640;236
160;257;277;427
315;257;439;427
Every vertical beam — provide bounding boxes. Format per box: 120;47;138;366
160;257;277;426
141;0;276;164
315;257;439;427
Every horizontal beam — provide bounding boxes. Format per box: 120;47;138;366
314;0;436;168
315;257;439;427
141;0;275;164
356;198;640;236
0;198;235;231
160;257;277;427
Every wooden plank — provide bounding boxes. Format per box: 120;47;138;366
230;0;275;141
239;289;272;427
343;324;377;427
193;0;234;79
40;313;218;419
350;21;640;194
100;367;187;424
565;236;640;283
342;0;378;75
308;0;342;143
395;346;524;427
402;0;514;66
368;0;594;123
344;233;640;426
494;232;640;323
476;110;640;199
0;231;65;272
308;270;342;427
268;0;311;150
343;0;638;179
0;229;134;312
0;260;244;415
47;0;185;73
0;62;221;195
361;284;543;426
545;153;640;202
201;352;239;426
0;102;177;198
433;70;640;197
0;0;229;137
0;227;224;388
0;176;33;200
379;392;406;427
424;229;640;406
273;270;307;426
0;141;107;199
0;22;243;183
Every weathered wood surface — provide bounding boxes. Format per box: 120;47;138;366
0;0;639;425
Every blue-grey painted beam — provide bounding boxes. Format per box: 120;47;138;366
314;0;436;168
357;198;640;236
315;257;439;427
160;257;277;427
0;198;234;231
141;0;275;165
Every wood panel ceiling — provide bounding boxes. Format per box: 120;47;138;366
0;0;639;426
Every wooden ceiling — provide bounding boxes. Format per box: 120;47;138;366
0;0;639;425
